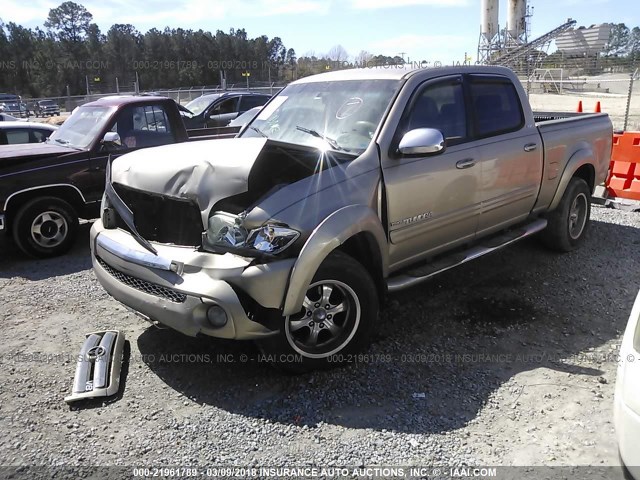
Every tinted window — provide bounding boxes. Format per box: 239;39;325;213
111;104;175;149
240;95;268;111
213;97;239;115
32;129;52;142
404;78;467;143
469;78;523;137
5;129;30;144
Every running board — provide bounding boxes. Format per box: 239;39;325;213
387;218;547;292
65;330;125;404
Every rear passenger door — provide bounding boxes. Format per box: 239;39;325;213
467;74;543;236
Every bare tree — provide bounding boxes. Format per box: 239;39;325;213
328;44;349;63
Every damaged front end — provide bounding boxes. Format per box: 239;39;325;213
92;137;360;340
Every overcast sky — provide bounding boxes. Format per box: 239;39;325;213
3;0;638;63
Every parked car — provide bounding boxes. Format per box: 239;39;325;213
615;290;640;480
0;101;28;118
30;99;61;117
182;92;270;128
91;66;612;372
0;122;57;145
0;95;232;258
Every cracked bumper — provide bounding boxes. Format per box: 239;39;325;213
90;220;295;340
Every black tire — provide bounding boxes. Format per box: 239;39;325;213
539;177;591;252
12;197;79;258
257;251;378;373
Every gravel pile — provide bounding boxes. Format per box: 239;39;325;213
0;208;638;473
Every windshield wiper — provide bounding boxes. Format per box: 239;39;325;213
53;138;69;145
248;126;268;138
295;125;345;151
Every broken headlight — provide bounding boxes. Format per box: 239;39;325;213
205;212;299;255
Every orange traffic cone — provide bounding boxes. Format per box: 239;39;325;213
576;101;583;112
595;101;601;113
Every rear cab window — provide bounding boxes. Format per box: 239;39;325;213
110;103;175;149
468;75;524;138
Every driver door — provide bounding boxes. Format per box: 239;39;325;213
206;97;239;127
381;75;482;270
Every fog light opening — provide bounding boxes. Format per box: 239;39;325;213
206;305;228;328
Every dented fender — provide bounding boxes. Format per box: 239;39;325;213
282;205;388;316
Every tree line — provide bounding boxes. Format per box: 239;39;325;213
0;1;401;99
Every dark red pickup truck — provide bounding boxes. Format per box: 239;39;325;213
0;95;239;258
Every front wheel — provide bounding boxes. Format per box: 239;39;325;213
12;197;79;258
539;177;591;252
257;251;378;373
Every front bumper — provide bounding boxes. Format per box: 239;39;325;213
90;220;295;340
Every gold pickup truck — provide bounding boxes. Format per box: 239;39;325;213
91;66;612;371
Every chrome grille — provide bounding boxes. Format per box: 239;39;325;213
96;257;187;303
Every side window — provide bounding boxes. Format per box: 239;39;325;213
111;104;174;149
469;78;524;138
404;79;467;144
131;105;172;134
240;95;268;111
31;129;51;143
5;129;30;144
213;97;239;115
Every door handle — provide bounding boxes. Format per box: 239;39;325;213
456;158;476;169
524;143;537;152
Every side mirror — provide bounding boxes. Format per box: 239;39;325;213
102;131;121;147
398;128;445;155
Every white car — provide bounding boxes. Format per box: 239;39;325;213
615;289;640;479
0;121;57;145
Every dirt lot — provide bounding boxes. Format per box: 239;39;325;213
0;206;638;477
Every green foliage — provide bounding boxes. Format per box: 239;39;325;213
0;1;401;97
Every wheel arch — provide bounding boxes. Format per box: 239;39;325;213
549;149;596;211
282;205;388;316
4;184;85;230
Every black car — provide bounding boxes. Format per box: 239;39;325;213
182;92;270;129
30;100;61;117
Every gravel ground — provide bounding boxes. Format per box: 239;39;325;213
0;206;638;476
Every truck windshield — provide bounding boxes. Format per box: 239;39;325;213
48;106;115;149
240;79;400;154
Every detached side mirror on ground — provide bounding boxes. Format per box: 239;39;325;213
398;128;445;155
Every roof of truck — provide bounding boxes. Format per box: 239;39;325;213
291;65;516;84
82;95;171;107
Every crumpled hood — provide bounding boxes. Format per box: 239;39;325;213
111;137;268;226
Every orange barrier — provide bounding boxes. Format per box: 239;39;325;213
606;132;640;201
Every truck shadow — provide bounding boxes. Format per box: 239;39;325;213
0;223;93;280
136;216;638;434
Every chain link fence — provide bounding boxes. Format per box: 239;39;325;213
18;82;286;118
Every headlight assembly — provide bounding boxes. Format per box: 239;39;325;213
204;212;299;256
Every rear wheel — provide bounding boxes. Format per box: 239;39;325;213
257;251;378;373
12;197;79;258
539;177;591;252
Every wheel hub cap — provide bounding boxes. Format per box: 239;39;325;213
30;211;68;248
284;280;361;359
